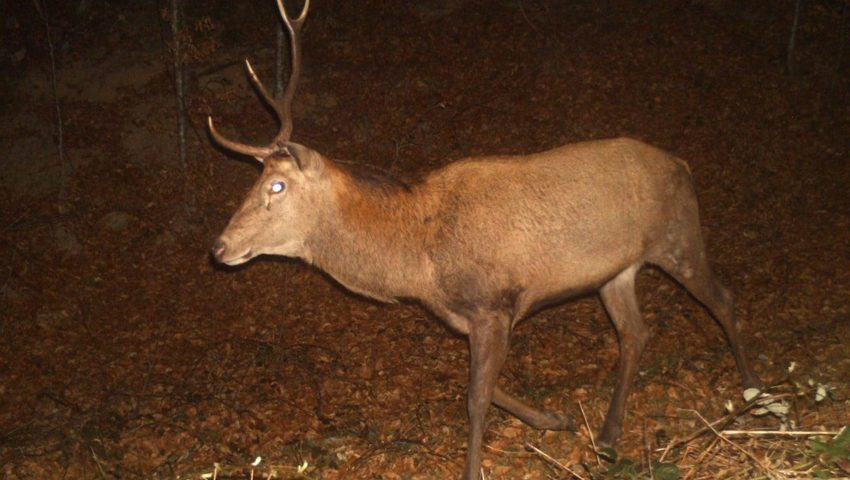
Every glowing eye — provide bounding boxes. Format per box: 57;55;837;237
270;181;286;194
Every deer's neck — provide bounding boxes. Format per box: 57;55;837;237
306;164;436;302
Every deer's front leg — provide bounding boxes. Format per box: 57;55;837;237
463;314;511;480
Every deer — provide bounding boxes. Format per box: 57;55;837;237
208;1;763;478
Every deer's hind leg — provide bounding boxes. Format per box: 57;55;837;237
651;229;763;390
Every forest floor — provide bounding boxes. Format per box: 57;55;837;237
1;0;849;478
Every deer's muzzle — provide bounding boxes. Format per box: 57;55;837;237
211;237;252;265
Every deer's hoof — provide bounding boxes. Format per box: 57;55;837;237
595;424;622;450
543;411;576;431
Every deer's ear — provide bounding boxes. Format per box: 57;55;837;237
285;142;325;177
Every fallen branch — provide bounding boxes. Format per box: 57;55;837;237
720;429;842;437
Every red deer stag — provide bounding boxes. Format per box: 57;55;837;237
208;1;763;478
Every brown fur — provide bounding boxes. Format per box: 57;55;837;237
208;6;761;477
213;136;763;480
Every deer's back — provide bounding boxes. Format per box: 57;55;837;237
420;137;694;319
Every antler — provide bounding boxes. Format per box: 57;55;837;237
208;0;310;159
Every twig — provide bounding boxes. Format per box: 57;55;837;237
644;419;653;479
32;0;68;199
516;0;541;35
681;435;720;480
665;413;733;450
578;400;601;466
688;409;775;478
171;0;188;172
525;442;587;480
786;0;802;74
664;382;784;450
89;446;109;479
719;429;841;437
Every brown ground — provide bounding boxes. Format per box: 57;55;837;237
1;1;849;478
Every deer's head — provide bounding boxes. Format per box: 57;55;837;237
210;141;332;265
208;0;319;266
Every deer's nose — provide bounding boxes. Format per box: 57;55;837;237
211;238;227;261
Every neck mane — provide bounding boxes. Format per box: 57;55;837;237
334;160;413;194
306;159;436;302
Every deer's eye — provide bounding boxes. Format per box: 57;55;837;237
270;181;286;194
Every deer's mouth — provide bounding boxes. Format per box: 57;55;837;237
220;247;253;266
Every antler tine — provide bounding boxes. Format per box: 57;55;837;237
207;1;309;159
208;117;275;159
271;0;310;145
276;0;310;30
244;59;282;123
209;58;287;159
